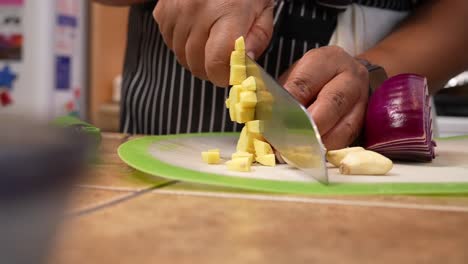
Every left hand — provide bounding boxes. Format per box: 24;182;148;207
280;46;369;150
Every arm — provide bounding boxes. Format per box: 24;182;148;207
359;0;468;94
92;0;150;6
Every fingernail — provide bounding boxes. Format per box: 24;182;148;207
247;51;255;59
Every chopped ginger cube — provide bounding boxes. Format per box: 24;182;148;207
225;98;230;109
232;151;254;165
241;76;257;91
239;91;257;108
229;108;236;122
226;157;251;172
228;85;241;122
236;126;254;153
230;51;246;66
229;65;247;85
229;85;241;105
246;120;263;134
253;138;273;157
235;103;255;123
256;154;276;167
235;36;245;51
201;151;221;164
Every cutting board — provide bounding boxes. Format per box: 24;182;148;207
118;133;468;195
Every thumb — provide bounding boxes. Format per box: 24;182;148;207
245;6;274;60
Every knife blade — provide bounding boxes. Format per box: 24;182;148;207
246;56;329;184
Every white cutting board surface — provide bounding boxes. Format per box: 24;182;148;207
148;135;468;184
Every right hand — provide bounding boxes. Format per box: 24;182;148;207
153;0;275;87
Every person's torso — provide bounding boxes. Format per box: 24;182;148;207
121;0;425;135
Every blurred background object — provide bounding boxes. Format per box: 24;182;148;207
444;71;468;89
0;0;87;120
434;72;468;137
0;117;89;264
89;3;127;132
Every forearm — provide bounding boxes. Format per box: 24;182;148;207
91;0;150;6
359;0;468;94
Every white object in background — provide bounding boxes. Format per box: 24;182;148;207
445;71;468;88
0;0;87;120
430;97;440;138
436;116;468;138
328;4;408;56
112;74;122;103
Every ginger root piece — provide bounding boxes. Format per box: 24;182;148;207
241;76;257;91
235;103;255;123
201;149;221;164
253;138;273;157
236;126;254;153
230;51;245;66
227;85;242;121
229;37;247;85
232;151;254;165
339;150;393;175
246;120;263;134
326;147;365;167
230;65;247;85
224;36;278;171
235;36;246;51
229;85;241;103
239;91;257;108
226;157;251;172
256;154;276;167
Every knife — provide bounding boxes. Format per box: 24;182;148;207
246;56;329;184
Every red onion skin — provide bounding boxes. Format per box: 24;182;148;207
364;74;435;162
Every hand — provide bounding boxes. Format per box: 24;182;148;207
280;46;369;150
153;0;275;87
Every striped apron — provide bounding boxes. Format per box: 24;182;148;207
120;0;424;135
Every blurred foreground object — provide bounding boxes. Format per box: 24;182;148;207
0;117;89;264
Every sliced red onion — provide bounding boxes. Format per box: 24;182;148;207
364;74;435;162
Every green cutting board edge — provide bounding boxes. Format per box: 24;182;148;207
118;133;468;195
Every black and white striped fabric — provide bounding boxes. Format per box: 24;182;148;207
121;0;424;135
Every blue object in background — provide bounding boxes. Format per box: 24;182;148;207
55;56;71;90
57;15;78;28
0;65;17;90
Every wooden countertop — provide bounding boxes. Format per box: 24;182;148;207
48;133;468;264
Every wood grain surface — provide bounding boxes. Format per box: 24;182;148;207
47;133;468;264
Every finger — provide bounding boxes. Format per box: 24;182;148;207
186;25;210;80
278;61;295;85
205;16;249;87
154;2;177;50
281;49;339;105
320;96;368;150
152;1;166;24
172;15;193;68
308;72;364;136
245;6;274;59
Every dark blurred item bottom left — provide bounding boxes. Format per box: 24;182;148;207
0;116;90;264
